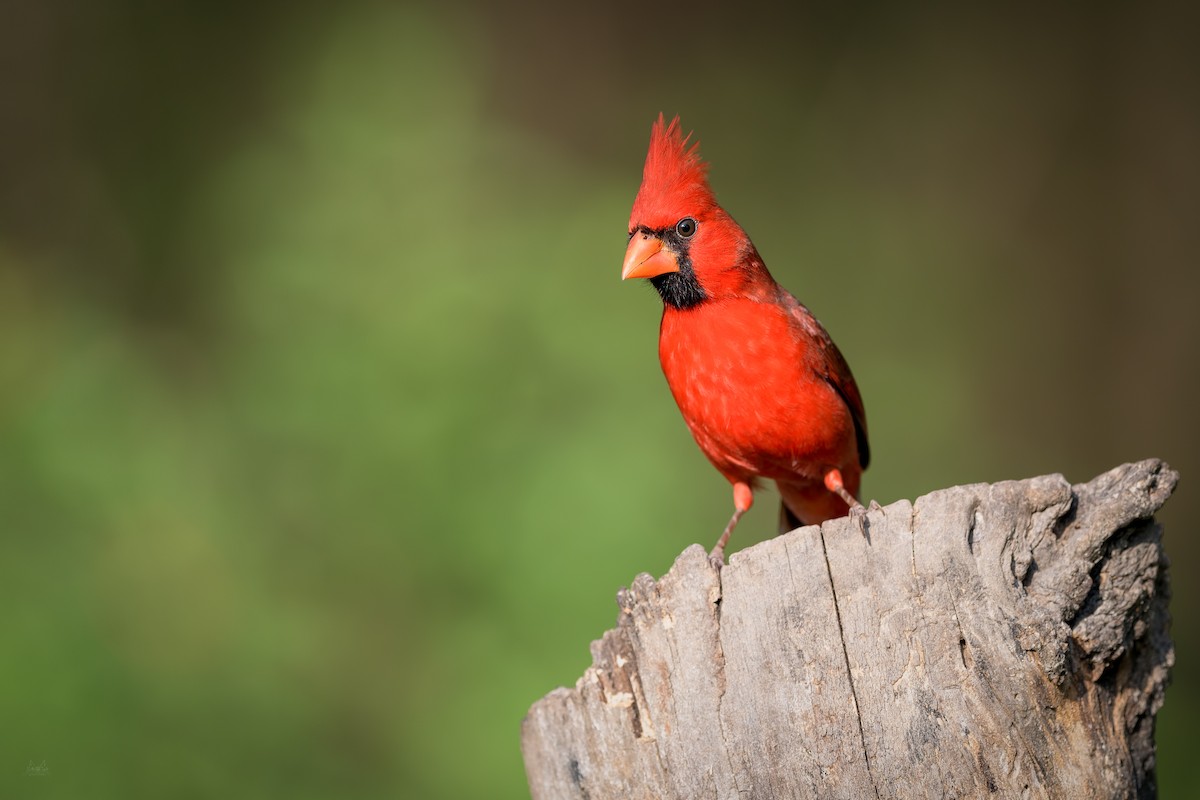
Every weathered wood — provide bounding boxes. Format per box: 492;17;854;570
522;460;1177;800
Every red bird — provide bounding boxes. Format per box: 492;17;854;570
622;115;871;563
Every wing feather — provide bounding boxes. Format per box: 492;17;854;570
778;288;870;470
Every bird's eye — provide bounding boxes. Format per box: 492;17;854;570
675;217;697;238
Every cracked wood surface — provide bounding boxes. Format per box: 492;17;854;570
521;460;1177;800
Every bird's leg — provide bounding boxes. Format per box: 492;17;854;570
710;482;753;568
823;468;862;511
824;469;869;537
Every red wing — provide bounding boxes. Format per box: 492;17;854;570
778;289;870;470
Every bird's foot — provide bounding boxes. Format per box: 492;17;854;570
868;499;882;513
709;526;734;570
708;546;726;571
848;500;870;538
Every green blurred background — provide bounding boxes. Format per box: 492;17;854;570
2;1;1196;797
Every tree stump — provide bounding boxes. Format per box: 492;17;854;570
521;460;1177;799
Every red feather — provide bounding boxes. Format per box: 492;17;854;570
623;115;870;559
631;114;716;227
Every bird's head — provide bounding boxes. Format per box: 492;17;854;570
622;115;757;309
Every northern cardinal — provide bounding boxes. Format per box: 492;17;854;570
622;115;870;563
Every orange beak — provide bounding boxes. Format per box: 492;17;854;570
621;233;680;280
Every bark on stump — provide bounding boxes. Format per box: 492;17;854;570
522;460;1177;799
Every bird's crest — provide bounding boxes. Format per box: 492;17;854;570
630;114;717;228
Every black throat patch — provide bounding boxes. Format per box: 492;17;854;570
651;269;706;309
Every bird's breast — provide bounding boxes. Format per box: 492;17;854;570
658;300;852;481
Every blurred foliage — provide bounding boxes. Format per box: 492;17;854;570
1;1;1197;797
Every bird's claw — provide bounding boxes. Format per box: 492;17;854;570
848;501;870;539
868;499;883;513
